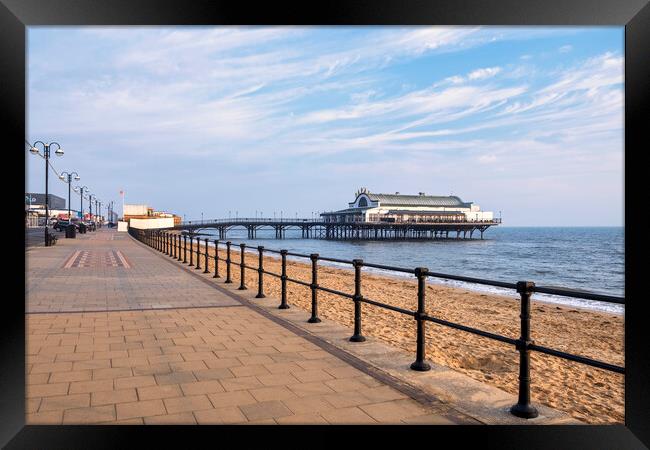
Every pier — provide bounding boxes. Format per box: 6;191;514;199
173;217;502;240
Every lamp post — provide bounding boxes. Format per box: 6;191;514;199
88;194;95;228
59;171;80;222
98;200;102;227
29;141;64;246
73;186;89;221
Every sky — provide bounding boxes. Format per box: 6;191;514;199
26;26;624;226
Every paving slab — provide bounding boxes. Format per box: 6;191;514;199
25;229;477;425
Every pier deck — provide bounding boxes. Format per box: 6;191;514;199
174;218;501;240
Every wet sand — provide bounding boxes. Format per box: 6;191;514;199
186;242;624;424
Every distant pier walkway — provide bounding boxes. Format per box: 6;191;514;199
25;228;475;424
174;217;501;240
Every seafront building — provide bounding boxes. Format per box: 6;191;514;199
122;203;182;228
320;188;495;224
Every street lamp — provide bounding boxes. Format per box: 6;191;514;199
59;171;80;229
73;186;89;220
29;141;64;246
88;194;95;228
98;200;102;227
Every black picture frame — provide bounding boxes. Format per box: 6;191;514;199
2;0;648;448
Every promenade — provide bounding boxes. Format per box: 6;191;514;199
25;228;476;425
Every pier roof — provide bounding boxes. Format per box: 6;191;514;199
367;193;470;208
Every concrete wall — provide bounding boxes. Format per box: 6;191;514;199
128;217;174;229
117;221;128;232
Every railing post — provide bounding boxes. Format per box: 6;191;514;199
279;250;289;309
189;235;194;266
157;231;160;251
349;259;366;342
195;236;202;270
308;254;321;323
410;267;431;371
171;234;175;258
183;235;187;263
238;243;247;290
225;241;232;283
177;235;183;261
256;246;265;298
213;240;220;278
510;281;539;419
203;238;210;273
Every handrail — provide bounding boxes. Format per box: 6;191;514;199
131;227;625;421
176;217;502;227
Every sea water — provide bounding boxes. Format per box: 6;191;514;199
198;226;624;314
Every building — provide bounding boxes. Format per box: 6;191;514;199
123;204;182;226
25;193;82;225
25;193;66;210
320;188;494;224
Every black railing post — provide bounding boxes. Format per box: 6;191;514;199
510;281;539;419
195;236;202;270
256;246;265;298
308;254;321;323
238;243;247;290
203;238;209;273
183;235;187;263
171;234;175;258
189;236;194;266
163;232;167;254
349;259;366;342
225;241;232;283
410;267;431;371
177;235;183;261
157;231;160;251
213;240;220;278
279;250;289;309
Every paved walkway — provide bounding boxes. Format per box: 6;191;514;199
25;229;473;424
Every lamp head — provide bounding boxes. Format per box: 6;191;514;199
29;147;39;154
54;147;64;156
74;176;80;181
59;175;65;180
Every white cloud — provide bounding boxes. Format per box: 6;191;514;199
468;66;502;80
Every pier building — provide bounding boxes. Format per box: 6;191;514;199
320;188;494;224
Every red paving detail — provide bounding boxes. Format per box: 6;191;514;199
63;250;131;269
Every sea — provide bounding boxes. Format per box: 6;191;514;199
198;226;624;314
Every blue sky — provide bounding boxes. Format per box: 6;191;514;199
26;26;624;225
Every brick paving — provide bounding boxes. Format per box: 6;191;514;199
25;228;473;425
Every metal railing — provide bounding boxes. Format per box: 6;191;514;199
131;228;625;420
178;217;502;227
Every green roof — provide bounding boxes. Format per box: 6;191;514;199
365;193;470;208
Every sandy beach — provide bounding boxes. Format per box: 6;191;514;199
184;241;624;424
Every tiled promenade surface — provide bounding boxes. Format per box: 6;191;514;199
25;229;476;425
